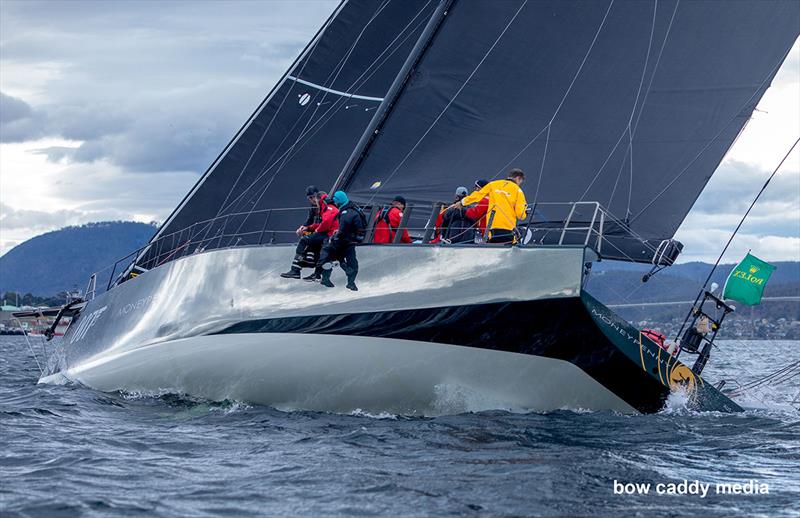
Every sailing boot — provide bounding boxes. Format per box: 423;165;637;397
303;267;322;282
345;268;358;291
280;255;303;279
320;265;334;288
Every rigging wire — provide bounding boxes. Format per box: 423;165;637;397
216;0;394;218
367;0;531;204
578;0;679;205
225;0;396;219
212;1;332;219
216;0;434;217
487;1;616;201
673;136;800;343
628;57;792;224
532;0;616;205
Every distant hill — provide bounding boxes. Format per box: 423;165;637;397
588;260;800;338
589;260;800;304
0;222;156;296
0;221;797;313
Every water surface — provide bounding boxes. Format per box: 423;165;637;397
2;337;798;516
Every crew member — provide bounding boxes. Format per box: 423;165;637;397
280;192;338;279
452;169;527;244
465;179;489;240
439;187;474;243
431;187;468;244
318;191;366;291
373;195;411;244
282;185;324;273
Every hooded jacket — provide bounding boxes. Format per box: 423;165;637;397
333;201;366;245
460;179;526;231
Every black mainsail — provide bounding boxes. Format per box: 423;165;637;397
340;0;799;262
135;0;799;271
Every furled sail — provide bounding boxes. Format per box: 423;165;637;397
341;0;799;263
134;0;439;270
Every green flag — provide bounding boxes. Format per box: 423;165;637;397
722;252;775;306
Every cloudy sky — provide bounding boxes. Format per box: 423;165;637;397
1;0;798;264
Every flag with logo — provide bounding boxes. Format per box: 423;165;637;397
722;252;775;305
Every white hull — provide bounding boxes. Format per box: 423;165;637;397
43;332;636;415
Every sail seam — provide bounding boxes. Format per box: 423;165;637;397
629;53;790;224
128;0;350;276
287;75;384;102
366;0;529;203
214;0;394;222
532;0;615;205
214;0;434;218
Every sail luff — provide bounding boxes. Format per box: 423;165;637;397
142;0;348;252
332;0;453;193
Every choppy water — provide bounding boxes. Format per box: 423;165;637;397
1;337;799;517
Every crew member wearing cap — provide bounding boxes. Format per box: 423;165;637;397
280;185;326;279
452;169;527;244
372;195;412;244
431;187;473;244
281;192;338;279
465;179;489;238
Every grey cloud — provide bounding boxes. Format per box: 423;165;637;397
0;92;32;123
684;159;800;234
31;146;76;162
0;0;336;171
0;202;84;230
0;91;45;142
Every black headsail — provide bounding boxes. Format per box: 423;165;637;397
133;0;440;271
340;0;799;263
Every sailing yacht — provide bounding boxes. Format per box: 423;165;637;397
39;0;799;415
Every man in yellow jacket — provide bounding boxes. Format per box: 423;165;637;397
452;169;527;243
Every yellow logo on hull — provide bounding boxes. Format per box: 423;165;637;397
668;364;696;393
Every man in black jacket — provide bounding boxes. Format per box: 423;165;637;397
281;185;323;278
317;190;366;291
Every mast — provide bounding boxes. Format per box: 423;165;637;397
331;0;455;193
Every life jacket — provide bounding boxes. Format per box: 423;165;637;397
373;206;411;244
307;195;339;237
441;207;474;243
642;328;666;347
642;328;678;356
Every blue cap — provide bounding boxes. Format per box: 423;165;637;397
332;191;349;207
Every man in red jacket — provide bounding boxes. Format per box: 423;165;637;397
372;195;411;244
281;193;339;279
